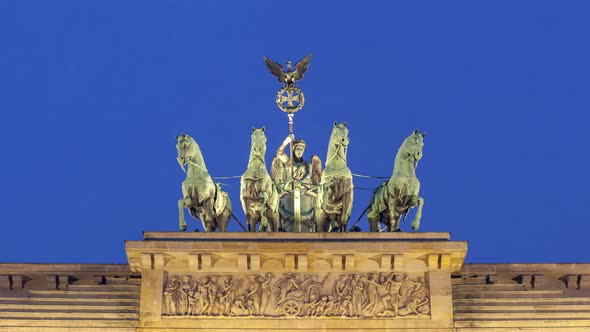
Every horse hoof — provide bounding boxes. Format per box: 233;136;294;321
393;228;401;232
330;226;340;232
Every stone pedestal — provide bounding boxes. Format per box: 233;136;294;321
125;232;467;332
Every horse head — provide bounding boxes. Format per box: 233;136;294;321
176;133;193;167
249;127;267;164
331;121;350;147
176;133;206;171
401;129;426;164
325;122;350;167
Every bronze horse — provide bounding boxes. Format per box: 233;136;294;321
240;127;279;232
176;133;232;232
316;122;354;232
367;130;425;232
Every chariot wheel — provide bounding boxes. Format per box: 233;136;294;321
282;299;301;316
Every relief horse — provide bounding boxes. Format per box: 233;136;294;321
240;127;279;232
367;130;425;232
176;133;232;232
316;122;354;232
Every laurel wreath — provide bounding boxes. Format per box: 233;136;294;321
276;86;305;113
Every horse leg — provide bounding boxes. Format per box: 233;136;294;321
258;192;270;232
220;194;232;232
388;196;400;232
321;214;331;232
391;215;401;232
411;197;424;230
202;199;215;231
367;209;379;232
340;186;353;232
245;202;258;232
259;201;270;232
218;208;230;232
272;210;280;232
246;211;255;232
314;200;325;232
178;198;188;231
264;204;278;232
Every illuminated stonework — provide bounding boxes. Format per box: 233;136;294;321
162;272;430;318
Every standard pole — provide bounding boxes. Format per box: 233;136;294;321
288;113;294;167
287;113;301;232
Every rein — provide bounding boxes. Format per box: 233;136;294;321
247;154;266;167
325;142;347;166
187;159;209;173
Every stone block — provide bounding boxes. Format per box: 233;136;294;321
428;254;439;269
46;275;58;289
297;254;307;271
285;254;296;271
188;254;199;270
332;254;343;270
344;254;355;270
57;275;69;289
11;274;23;289
154;254;164;269
580;274;590;289
237;254;248;270
250;254;261;270
381;254;392;270
200;254;211;269
0;275;10;289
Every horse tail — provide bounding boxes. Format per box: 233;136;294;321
212;183;229;230
210;184;219;230
370;182;389;215
189;207;199;221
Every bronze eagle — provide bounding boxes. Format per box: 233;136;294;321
264;54;312;87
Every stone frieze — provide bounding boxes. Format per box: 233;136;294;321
163;272;430;318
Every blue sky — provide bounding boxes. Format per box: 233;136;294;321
0;1;589;264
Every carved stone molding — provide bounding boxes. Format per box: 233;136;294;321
162;272;430;319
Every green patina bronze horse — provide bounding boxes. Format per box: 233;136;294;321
368;130;425;232
176;133;232;232
240;127;279;232
316;122;354;232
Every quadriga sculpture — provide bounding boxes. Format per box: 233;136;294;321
316;122;354;232
367;130;425;232
176;133;232;232
240;127;279;231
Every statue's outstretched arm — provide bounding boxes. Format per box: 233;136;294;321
276;134;293;164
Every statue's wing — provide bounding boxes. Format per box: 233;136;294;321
271;156;286;184
310;155;322;185
293;54;312;81
264;57;285;83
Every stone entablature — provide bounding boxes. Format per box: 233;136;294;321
456;263;590;290
125;232;467;331
1;261;589;331
452;263;590;331
0;263;137;290
0;263;140;332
